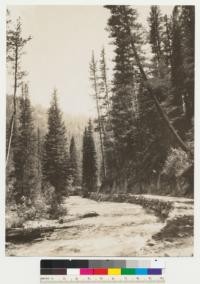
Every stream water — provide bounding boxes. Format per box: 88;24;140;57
6;196;193;256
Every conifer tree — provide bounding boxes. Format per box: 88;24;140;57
69;136;79;187
148;5;163;74
105;5;142;184
42;89;69;202
6;17;31;165
12;84;37;203
137;83;170;189
82;120;97;196
181;6;194;126
162;15;173;68
170;6;194;132
171;6;184;115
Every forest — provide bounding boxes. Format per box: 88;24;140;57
6;5;194;253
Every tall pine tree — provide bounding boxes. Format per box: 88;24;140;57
171;6;185;119
162;14;173;69
42;89;69;202
105;5;143;190
181;6;194;127
148;5;163;75
12;84;37;203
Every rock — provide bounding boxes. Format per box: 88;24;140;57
58;218;64;224
81;211;99;218
147;242;156;247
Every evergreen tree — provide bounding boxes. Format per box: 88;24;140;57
6;16;31;165
42;89;69;202
170;6;194;132
69;136;79;187
82;120;97;196
162;14;173;69
181;6;194;126
105;5;191;194
105;5;143;189
12;84;37;203
171;6;185;116
148;5;163;74
137;83;170;189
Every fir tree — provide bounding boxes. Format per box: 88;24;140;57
137;83;170;189
12;84;37;203
69;136;79;187
105;5;143;188
162;14;173;69
42;89;69;202
82;120;97;196
148;6;172;79
148;5;163;74
171;6;185;115
181;6;194;126
170;6;194;133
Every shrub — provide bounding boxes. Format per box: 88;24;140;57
162;147;191;178
42;182;67;219
161;147;193;196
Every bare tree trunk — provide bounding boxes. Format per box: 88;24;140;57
93;71;106;180
6;45;18;166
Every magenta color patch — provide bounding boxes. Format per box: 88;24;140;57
80;268;93;275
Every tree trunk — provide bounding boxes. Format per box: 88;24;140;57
6;45;18;166
92;62;106;180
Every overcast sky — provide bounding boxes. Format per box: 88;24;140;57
7;5;173;116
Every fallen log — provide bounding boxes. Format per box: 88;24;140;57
6;211;100;244
6;224;75;244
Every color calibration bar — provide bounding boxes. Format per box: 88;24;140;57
40;259;165;282
41;268;162;276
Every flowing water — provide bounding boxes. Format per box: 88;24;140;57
6;196;193;256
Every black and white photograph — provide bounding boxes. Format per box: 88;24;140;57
5;5;194;256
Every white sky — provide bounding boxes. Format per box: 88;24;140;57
7;5;173;116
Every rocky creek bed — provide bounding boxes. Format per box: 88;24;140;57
6;194;193;256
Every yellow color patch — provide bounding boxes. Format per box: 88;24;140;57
108;268;121;275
